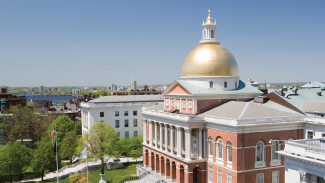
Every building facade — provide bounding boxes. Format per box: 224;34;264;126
80;95;163;139
132;80;137;90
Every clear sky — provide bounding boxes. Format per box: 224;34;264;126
1;0;324;87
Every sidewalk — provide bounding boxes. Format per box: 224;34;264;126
17;157;143;183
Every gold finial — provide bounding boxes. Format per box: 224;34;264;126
205;9;213;24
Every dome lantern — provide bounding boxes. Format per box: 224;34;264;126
200;10;220;45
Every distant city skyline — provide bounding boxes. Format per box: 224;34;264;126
1;0;325;86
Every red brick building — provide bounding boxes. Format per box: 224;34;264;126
139;10;304;183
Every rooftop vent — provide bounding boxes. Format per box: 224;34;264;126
317;92;322;96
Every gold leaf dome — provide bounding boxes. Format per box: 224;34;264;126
181;44;239;77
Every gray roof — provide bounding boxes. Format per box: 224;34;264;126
303;101;325;113
165;79;263;96
301;81;325;88
150;103;165;111
199;101;298;119
89;95;163;103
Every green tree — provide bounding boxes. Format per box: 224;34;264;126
30;136;58;181
129;148;142;162
120;136;143;161
75;121;82;135
47;115;75;149
0;142;32;183
79;122;120;174
26;102;34;107
59;131;78;163
99;90;108;96
79;91;89;95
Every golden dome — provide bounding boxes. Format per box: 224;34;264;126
181;44;239;77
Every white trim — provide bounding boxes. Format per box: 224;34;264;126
207;161;284;173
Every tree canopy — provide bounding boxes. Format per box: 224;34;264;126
59;131;78;163
79;122;120;174
47;115;75;148
75;120;82;135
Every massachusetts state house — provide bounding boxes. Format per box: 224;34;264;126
139;10;307;183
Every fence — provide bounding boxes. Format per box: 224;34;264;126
118;176;139;183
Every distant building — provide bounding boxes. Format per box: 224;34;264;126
107;87;111;91
0;87;26;112
130;85;163;95
28;87;34;93
93;87;97;90
131;80;137;90
39;86;43;93
33;100;52;111
267;83;271;87
111;84;117;91
53;87;58;92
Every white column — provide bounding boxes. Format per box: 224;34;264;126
143;119;147;144
149;121;153;146
177;127;182;158
186;99;188;114
170;126;174;154
196;129;199;158
155;122;158;147
181;128;184;157
159;123;163;150
198;128;203;159
185;128;191;160
203;128;207;159
165;125;168;152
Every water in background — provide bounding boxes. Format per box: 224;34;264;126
17;94;81;104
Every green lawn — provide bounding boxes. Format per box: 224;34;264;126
44;161;141;183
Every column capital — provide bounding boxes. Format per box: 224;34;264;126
143;118;147;120
159;123;163;127
299;170;309;180
202;128;207;132
176;126;182;130
184;128;191;133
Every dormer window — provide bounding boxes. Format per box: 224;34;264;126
224;81;227;88
210;82;213;88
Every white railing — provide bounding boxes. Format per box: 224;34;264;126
284;139;325;160
205;115;305;126
142;107;203;122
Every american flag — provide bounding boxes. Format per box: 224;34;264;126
51;127;56;139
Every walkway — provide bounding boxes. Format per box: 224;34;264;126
17;157;143;183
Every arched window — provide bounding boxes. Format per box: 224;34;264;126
227;142;232;163
288;138;293;141
271;140;280;160
210;82;213;88
211;29;214;38
217;139;223;159
256;142;264;162
224;81;227;88
208;137;213;159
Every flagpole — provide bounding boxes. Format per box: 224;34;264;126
87;156;88;183
56;124;59;183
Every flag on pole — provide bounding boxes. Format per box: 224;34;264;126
72;147;87;163
51;127;56;140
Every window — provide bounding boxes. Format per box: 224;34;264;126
227;141;232;163
189;102;192;109
208;166;213;183
256;173;264;183
256;142;264;162
224;81;227;88
100;112;104;117
134;131;138;137
34;133;38;139
115;120;119;128
133;119;137;127
204;30;206;39
125;131;129;138
182;102;186;109
124;111;128;116
171;101;174;107
217;169;222;183
115;111;119;116
235;81;237;88
210;82;213;88
227;173;232;183
211;29;214;38
208;137;213;159
217;139;223;159
26;134;29;139
271;141;280;160
322;134;325;138
288;138;293;141
318;176;325;183
166;100;169;106
176;101;180;109
133;111;137;116
272;171;279;183
125;120;129;127
308;131;313;139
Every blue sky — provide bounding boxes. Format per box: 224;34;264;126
1;0;324;87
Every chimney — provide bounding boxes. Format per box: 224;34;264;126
63;103;66;110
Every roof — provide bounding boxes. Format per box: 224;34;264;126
88;95;164;103
150;103;165;111
199;101;299;119
259;100;302;115
303;101;325;113
165;79;263;96
301;81;325;88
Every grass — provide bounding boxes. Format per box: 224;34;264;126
43;161;141;183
